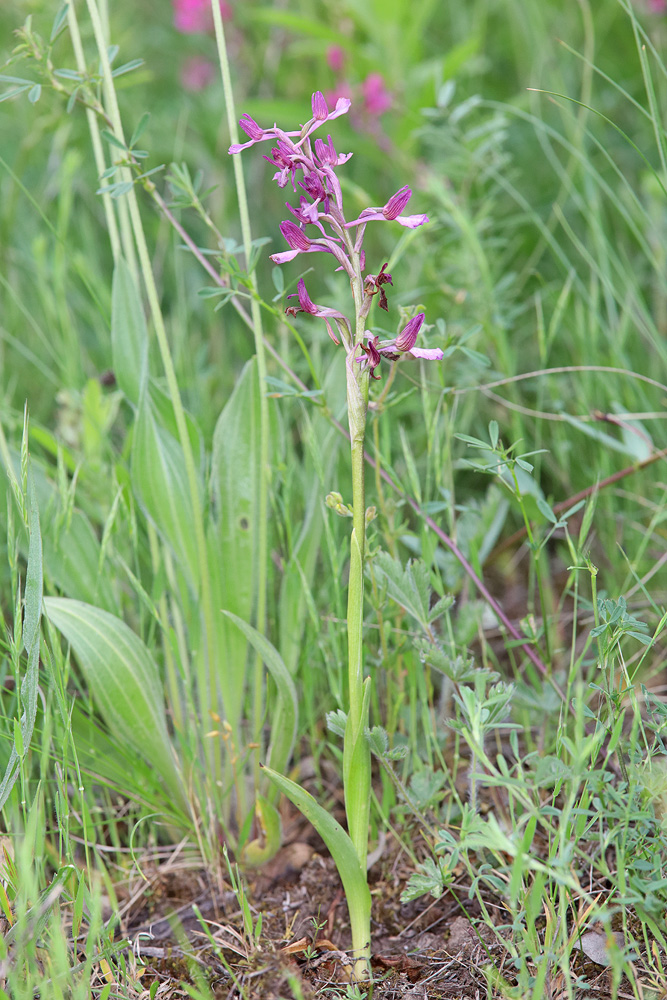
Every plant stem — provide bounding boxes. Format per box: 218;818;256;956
343;355;371;870
340;248;373;973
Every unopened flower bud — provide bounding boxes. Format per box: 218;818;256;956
311;91;329;121
325;491;353;517
395;313;425;352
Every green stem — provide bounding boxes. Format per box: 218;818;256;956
211;1;270;788
343;360;371;876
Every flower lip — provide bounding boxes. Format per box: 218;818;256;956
394;313;424;352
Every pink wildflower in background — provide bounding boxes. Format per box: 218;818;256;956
361;73;392;116
326;45;346;73
649;0;666;10
173;0;231;34
180;56;216;91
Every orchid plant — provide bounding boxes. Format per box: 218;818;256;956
229;92;442;977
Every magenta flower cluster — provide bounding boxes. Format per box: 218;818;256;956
229;92;443;378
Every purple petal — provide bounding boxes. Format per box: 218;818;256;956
279;219;311;251
311;91;329;121
395;313;425;352
297;278;318;314
329;97;352;119
229;138;258;155
383;185;412;220
239;113;264;140
344;210;384;228
407;347;444;361
395;213;430;229
270;249;301;264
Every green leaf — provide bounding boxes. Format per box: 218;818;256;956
326;709;347;738
130;111;151;148
536;496;557;524
373;551;433;630
50;4;70;41
0;473;42;810
343;678;372;869
131;392;200;588
222;611;297;780
271;267;284;296
27;84;42;104
400;856;453;902
209;360;260;727
365;726;388;758
43;507;118;613
111;257;148;405
101;129;127;151
111;58;144;78
0;86;31;103
43;597;184;805
262;764;371;965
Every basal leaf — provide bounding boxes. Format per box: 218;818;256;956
262;764;371;966
209;360;260;727
44;597;185;806
222;611;297;781
111;257;148;406
132;392;200;588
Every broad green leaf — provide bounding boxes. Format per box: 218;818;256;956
132;392;200;588
210;360;260;726
111;257;148;405
43;597;184;806
262;764;371;968
69;703;186;821
211;360;259;619
149;380;202;464
222;611;297;781
43;509;117;613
